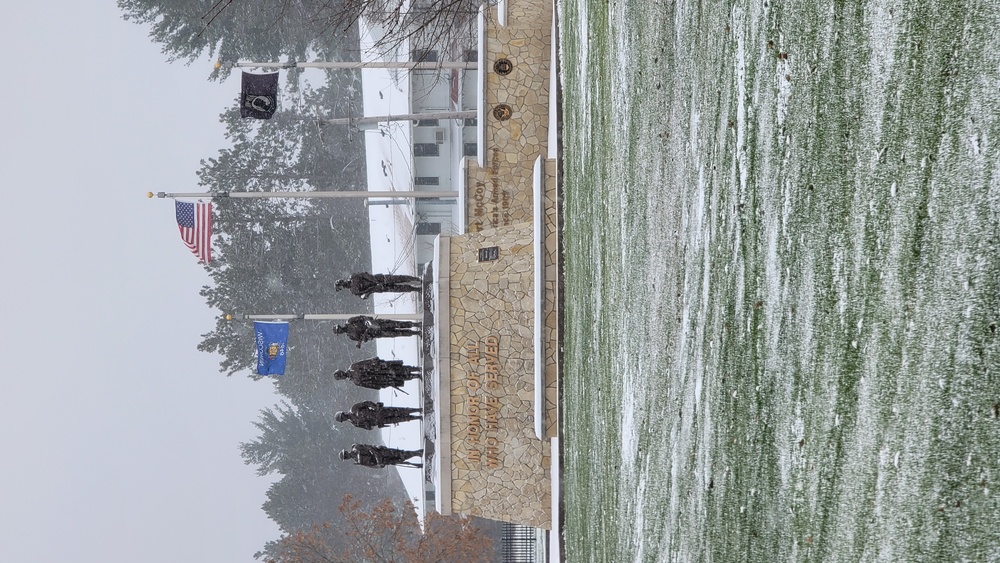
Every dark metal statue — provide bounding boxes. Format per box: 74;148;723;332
333;357;421;390
352;357;422;378
335;400;422;430
335;272;422;299
333;315;421;348
339;444;423;469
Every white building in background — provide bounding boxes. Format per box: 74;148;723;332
358;19;480;265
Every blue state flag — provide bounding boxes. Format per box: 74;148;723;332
254;321;289;375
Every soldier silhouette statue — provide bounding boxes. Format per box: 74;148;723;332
335;272;422;299
333;315;421;348
335;401;422;430
339;444;423;469
333;357;421;391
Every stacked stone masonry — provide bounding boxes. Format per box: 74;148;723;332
444;0;558;529
465;2;551;233
448;225;550;528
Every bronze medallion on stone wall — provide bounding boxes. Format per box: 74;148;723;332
493;58;513;75
492;104;513;121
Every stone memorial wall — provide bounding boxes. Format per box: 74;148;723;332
446;224;551;528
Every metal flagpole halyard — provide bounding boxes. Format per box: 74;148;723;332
319;110;477;128
227;313;423;322
149;190;459;200
229;60;477;70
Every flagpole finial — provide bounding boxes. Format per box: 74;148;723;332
147;192;154;198
226;314;233;321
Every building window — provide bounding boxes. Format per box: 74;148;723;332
464;117;477;127
415;176;440;186
464;49;478;62
417;222;442;235
464;143;478;157
416;119;440;127
414;143;440;157
412;49;439;62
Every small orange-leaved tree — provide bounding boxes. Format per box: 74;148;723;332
265;495;496;563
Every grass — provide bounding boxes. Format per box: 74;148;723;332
559;0;1000;560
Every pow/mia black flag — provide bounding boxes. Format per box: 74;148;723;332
240;72;279;119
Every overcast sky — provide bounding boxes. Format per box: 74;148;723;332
0;3;284;561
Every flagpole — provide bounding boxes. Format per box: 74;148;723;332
227;313;423;322
149;190;459;200
229;60;477;70
320;110;476;127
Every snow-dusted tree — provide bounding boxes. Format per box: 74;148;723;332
262;495;497;563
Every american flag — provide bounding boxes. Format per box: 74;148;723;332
175;201;212;263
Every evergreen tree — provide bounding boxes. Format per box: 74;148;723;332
195;75;371;379
118;0;360;79
241;401;407;534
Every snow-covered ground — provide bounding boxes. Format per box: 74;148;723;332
358;20;428;521
365;169;428;520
